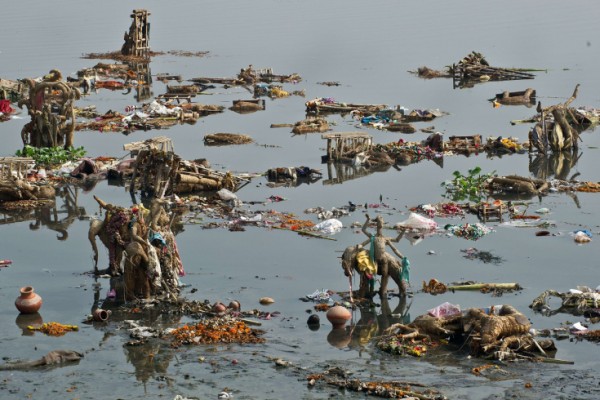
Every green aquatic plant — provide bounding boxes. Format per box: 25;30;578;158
441;166;495;202
15;145;87;168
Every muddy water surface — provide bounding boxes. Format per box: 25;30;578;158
1;1;600;399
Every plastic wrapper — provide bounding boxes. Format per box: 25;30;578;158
395;212;438;231
427;302;461;318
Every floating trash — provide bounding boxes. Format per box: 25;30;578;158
444;223;493;240
305;289;331;302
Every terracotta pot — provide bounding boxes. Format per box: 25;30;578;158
228;300;241;311
15;286;43;314
93;309;112;322
326;305;351;329
212;302;227;314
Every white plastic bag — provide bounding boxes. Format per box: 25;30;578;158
314;218;343;235
395;212;438;231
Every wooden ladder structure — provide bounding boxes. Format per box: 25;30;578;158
122;9;151;58
321;132;373;162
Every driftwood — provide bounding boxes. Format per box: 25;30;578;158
494;88;536;106
451;51;535;89
530;84;581;154
447;282;521;292
203;133;253;146
487;175;548;196
0;350;83;371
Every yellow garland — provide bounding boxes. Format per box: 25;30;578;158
28;322;79;336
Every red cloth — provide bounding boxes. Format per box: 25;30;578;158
0;99;14;114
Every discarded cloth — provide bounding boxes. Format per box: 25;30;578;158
356;250;377;276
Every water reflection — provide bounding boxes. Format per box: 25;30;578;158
322;163;395;186
529;150;582;181
15;312;43;336
122;61;153;102
327;296;410;354
0;185;86;240
122;312;179;386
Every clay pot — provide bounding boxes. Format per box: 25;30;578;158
212;302;227;314
92;309;112;322
15;286;43;314
228;300;241;311
326;305;351;329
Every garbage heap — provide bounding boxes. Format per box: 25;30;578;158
89;195;184;301
377;304;556;361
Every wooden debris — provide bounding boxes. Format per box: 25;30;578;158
292;118;330;135
203;133;253;146
124;136;246;196
451;51;535;89
447;282;521;292
444;135;482;154
190;65;301;86
493;88;536;106
230;99;265;113
487;175;548;196
529;84;582;154
306;98;386;115
0;177;55;203
321;132;373;163
121;9;151;59
0;78;26;102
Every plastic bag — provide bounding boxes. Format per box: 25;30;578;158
314;218;343;235
427;302;461;318
395;212;438;231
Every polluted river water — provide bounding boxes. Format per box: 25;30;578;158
1;1;600;399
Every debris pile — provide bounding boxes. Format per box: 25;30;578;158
377;304;555;361
169;317;265;347
451;51;536;88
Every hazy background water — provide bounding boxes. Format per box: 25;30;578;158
1;1;600;399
